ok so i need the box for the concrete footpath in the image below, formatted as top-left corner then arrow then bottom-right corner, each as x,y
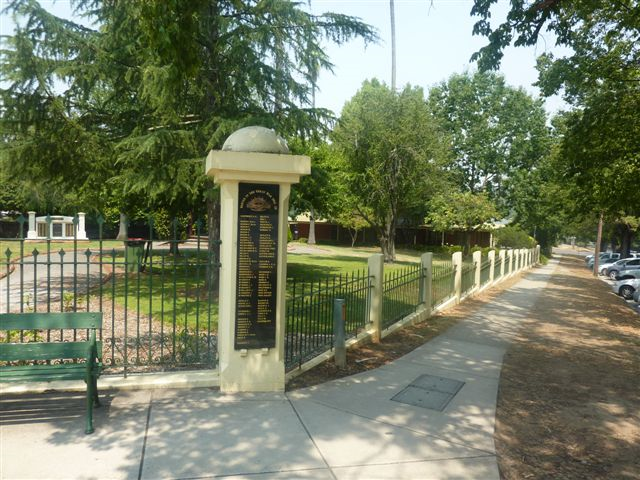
0,261 -> 557,480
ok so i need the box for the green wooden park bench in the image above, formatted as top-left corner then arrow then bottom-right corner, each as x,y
0,312 -> 103,434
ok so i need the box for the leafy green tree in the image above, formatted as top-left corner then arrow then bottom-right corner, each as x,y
493,225 -> 536,250
426,191 -> 499,254
428,71 -> 550,207
470,0 -> 640,256
289,139 -> 334,245
1,0 -> 377,285
471,0 -> 639,101
332,79 -> 449,262
555,87 -> 640,256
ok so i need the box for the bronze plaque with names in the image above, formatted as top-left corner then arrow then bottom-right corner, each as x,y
235,183 -> 279,349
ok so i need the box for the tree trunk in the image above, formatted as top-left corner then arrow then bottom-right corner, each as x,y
350,229 -> 358,247
594,212 -> 604,276
308,206 -> 316,245
463,231 -> 471,255
116,212 -> 128,240
620,224 -> 633,258
379,218 -> 396,263
206,195 -> 221,296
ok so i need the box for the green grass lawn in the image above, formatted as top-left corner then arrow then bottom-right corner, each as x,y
7,243 -> 453,339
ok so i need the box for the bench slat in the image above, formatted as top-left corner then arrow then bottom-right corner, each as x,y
0,312 -> 102,330
0,363 -> 94,382
0,341 -> 103,362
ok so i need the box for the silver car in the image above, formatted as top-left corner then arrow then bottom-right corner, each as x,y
598,257 -> 630,276
607,258 -> 640,280
587,252 -> 620,269
612,278 -> 640,300
602,257 -> 640,278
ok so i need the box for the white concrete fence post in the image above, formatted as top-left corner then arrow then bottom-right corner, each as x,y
508,249 -> 514,276
499,249 -> 506,280
536,245 -> 541,264
27,211 -> 37,239
368,253 -> 384,344
420,252 -> 433,318
77,212 -> 88,240
452,251 -> 462,303
473,250 -> 482,292
488,250 -> 496,284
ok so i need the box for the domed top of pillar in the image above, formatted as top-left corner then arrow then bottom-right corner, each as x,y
222,126 -> 289,154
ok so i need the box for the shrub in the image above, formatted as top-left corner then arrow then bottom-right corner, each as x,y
493,226 -> 536,249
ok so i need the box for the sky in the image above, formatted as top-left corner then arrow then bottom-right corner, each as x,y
0,0 -> 569,116
309,0 -> 568,115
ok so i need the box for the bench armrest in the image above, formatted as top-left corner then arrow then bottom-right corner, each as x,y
85,329 -> 99,379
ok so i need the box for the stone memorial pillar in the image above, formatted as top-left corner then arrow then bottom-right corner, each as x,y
27,211 -> 37,239
205,126 -> 310,392
77,212 -> 88,240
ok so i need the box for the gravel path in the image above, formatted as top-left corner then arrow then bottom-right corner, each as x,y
0,252 -> 104,313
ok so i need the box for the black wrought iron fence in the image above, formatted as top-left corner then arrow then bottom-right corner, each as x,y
460,261 -> 476,296
285,270 -> 371,371
382,264 -> 423,329
480,257 -> 491,286
494,256 -> 503,281
0,214 -> 219,374
431,261 -> 455,308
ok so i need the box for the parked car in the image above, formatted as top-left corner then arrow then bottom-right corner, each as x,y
601,257 -> 640,277
614,266 -> 640,281
612,278 -> 640,300
607,258 -> 640,279
587,252 -> 620,269
633,289 -> 640,303
584,252 -> 620,263
598,258 -> 630,275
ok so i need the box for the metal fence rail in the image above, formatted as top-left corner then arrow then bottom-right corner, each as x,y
285,270 -> 371,371
432,261 -> 455,308
381,264 -> 423,329
460,261 -> 476,296
494,256 -> 503,281
0,215 -> 219,374
480,257 -> 491,286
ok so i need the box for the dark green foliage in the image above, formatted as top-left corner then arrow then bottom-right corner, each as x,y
494,226 -> 536,249
428,71 -> 550,208
332,79 -> 449,261
1,0 -> 377,218
470,1 -> 640,251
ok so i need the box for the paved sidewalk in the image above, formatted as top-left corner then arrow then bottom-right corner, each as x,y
0,261 -> 557,480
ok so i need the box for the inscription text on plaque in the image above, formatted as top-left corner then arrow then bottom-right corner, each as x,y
235,183 -> 279,349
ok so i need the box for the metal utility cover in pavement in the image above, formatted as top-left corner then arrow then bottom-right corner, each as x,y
391,374 -> 465,412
